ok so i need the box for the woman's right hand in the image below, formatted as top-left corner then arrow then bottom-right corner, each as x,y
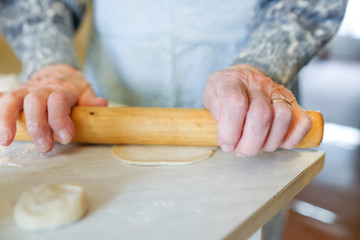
0,64 -> 107,152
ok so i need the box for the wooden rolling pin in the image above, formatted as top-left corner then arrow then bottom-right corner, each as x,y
14,107 -> 324,148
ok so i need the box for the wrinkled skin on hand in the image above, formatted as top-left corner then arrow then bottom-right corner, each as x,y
203,64 -> 312,157
0,64 -> 107,152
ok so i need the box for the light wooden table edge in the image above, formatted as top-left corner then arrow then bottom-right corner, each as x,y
224,151 -> 325,240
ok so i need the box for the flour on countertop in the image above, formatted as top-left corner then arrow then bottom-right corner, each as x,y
0,142 -> 73,168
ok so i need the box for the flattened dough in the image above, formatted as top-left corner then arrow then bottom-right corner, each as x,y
111,145 -> 217,166
14,184 -> 88,231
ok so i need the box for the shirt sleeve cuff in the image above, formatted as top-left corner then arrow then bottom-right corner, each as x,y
18,30 -> 79,82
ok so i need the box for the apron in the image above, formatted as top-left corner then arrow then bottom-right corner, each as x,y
84,0 -> 257,107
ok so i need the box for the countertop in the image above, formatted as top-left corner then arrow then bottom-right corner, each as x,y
0,142 -> 324,240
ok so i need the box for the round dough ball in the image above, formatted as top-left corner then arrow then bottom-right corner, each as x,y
14,184 -> 88,231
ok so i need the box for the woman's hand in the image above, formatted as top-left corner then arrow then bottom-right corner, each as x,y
203,64 -> 312,157
0,64 -> 107,152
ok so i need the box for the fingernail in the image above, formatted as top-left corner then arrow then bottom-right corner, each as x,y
0,125 -> 10,145
36,137 -> 51,152
235,152 -> 246,158
58,129 -> 71,144
0,133 -> 9,145
221,144 -> 234,152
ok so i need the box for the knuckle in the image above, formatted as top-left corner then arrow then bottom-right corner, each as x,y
24,92 -> 43,103
49,91 -> 68,103
26,121 -> 44,135
223,91 -> 246,109
250,102 -> 272,123
274,107 -> 292,126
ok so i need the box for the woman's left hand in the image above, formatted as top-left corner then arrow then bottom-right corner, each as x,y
203,64 -> 312,157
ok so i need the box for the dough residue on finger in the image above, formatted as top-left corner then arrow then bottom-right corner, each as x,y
111,145 -> 218,166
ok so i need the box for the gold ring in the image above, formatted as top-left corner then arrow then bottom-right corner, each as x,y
271,98 -> 292,108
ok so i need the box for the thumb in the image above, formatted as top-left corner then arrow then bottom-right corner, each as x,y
78,86 -> 108,106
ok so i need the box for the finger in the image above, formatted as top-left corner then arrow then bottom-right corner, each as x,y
78,86 -> 107,106
48,90 -> 78,145
0,89 -> 28,146
234,89 -> 273,157
262,93 -> 293,152
23,89 -> 54,153
217,81 -> 248,152
274,87 -> 312,149
280,103 -> 312,149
